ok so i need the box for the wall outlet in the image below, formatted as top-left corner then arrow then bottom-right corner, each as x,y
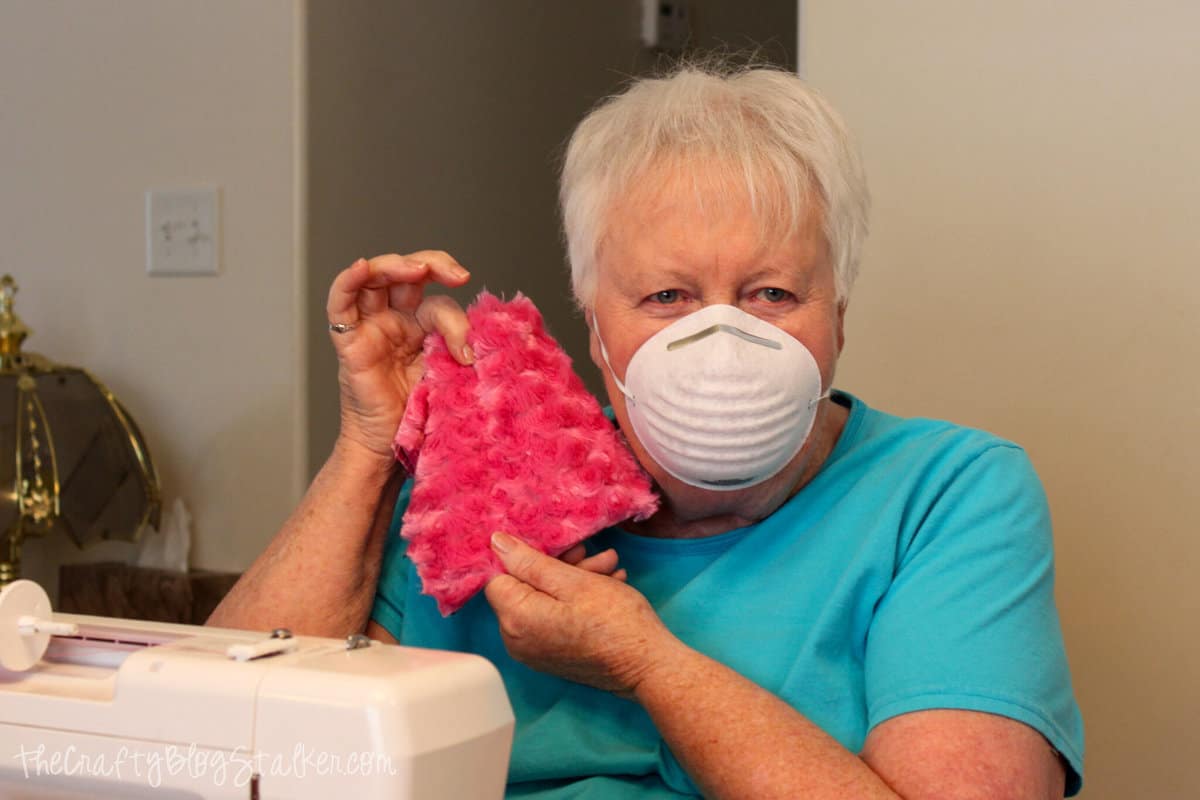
146,188 -> 219,276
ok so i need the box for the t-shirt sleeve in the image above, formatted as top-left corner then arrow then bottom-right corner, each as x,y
863,443 -> 1085,795
369,481 -> 414,641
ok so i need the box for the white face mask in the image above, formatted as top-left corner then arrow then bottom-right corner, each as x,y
596,304 -> 829,491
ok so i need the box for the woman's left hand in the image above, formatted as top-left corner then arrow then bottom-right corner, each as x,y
484,533 -> 681,697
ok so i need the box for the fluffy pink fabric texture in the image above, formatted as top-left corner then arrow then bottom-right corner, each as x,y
393,291 -> 659,616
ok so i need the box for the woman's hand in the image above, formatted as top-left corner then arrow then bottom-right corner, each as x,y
326,252 -> 473,463
557,543 -> 629,582
485,533 -> 681,697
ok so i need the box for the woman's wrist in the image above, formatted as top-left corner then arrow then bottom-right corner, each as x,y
629,628 -> 699,704
327,434 -> 402,489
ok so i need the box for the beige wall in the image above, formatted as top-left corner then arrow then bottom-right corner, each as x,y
805,2 -> 1199,797
0,0 -> 305,596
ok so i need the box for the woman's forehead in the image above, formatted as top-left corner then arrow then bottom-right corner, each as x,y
617,159 -> 760,214
602,159 -> 822,246
600,171 -> 823,262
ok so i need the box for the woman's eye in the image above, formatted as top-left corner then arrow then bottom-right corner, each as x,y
755,287 -> 792,303
649,290 -> 680,304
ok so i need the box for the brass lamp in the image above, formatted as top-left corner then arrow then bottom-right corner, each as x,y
0,275 -> 161,588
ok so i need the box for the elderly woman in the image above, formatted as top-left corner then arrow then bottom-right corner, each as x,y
211,65 -> 1084,798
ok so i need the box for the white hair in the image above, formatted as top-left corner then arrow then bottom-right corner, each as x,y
560,63 -> 870,308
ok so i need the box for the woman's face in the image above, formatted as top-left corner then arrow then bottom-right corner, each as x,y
587,170 -> 846,514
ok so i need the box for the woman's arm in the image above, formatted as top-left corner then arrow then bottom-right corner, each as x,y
635,641 -> 1064,800
206,441 -> 402,635
484,533 -> 1065,800
208,252 -> 473,634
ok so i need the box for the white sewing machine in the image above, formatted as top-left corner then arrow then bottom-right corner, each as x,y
0,580 -> 514,799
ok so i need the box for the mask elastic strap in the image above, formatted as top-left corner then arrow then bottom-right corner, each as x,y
809,389 -> 832,408
593,318 -> 633,401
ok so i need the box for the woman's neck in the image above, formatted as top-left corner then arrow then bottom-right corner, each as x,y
626,398 -> 850,540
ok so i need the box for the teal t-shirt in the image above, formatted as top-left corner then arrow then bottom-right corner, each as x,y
371,392 -> 1085,796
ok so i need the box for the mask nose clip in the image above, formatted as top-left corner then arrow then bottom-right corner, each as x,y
665,324 -> 783,352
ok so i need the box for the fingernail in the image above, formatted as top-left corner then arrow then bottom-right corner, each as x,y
491,532 -> 515,553
450,265 -> 469,279
461,344 -> 476,364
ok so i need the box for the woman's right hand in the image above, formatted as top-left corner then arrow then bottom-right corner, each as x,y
325,251 -> 473,465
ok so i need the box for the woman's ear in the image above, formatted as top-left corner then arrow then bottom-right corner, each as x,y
584,307 -> 603,370
836,301 -> 848,355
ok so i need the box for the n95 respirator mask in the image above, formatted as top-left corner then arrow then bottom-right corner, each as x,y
596,304 -> 828,491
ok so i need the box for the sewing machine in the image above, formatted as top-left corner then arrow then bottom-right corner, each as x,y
0,580 -> 514,798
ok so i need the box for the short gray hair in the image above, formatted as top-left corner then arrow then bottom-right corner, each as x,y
560,63 -> 870,308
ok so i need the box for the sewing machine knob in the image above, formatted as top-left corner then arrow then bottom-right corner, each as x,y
270,628 -> 293,639
0,580 -> 64,672
345,634 -> 372,650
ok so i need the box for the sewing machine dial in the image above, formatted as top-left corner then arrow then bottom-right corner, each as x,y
0,579 -> 66,671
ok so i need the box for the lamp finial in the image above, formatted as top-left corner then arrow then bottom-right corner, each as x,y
0,275 -> 31,361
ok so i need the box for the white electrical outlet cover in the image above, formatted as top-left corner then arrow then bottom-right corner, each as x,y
145,188 -> 220,276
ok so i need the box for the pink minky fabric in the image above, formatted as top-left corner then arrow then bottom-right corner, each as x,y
393,291 -> 659,615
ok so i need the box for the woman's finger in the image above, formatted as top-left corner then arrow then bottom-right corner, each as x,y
326,250 -> 472,341
326,258 -> 372,326
362,253 -> 431,284
573,548 -> 621,577
369,252 -> 469,312
415,294 -> 474,365
389,251 -> 471,312
406,250 -> 471,287
559,544 -> 587,566
389,281 -> 424,312
358,284 -> 389,315
327,254 -> 427,324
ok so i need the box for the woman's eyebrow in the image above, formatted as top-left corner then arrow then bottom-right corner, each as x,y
622,266 -> 695,287
741,266 -> 790,283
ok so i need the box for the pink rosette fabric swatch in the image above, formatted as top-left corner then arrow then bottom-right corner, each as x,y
393,291 -> 659,615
